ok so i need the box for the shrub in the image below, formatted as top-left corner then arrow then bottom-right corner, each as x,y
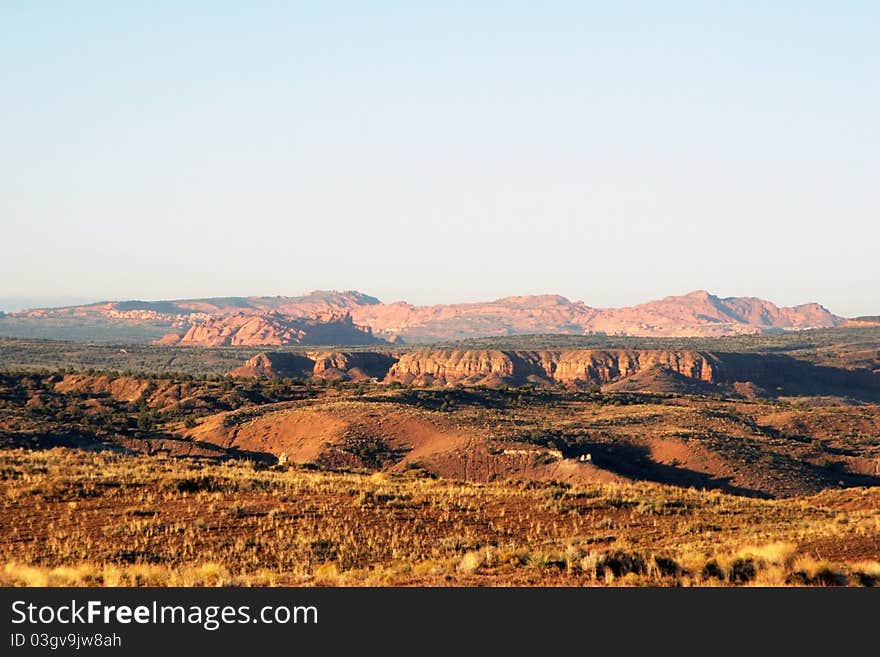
727,557 -> 756,583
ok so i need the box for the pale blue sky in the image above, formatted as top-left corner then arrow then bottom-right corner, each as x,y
2,2 -> 877,315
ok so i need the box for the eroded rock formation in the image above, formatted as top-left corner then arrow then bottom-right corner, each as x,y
160,311 -> 383,347
385,349 -> 718,386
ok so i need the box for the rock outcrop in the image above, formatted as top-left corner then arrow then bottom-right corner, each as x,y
160,312 -> 384,347
230,348 -> 720,388
16,289 -> 845,344
584,291 -> 842,337
227,352 -> 316,379
309,351 -> 398,381
385,349 -> 718,387
228,347 -> 880,399
229,350 -> 397,381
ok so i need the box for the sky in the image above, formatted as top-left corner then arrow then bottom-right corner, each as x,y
2,2 -> 878,316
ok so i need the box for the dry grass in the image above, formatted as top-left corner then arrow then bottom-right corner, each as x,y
1,447 -> 878,586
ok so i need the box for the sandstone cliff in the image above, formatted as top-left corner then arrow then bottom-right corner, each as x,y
228,347 -> 880,399
230,348 -> 719,388
159,311 -> 384,347
227,352 -> 316,378
309,351 -> 398,381
385,349 -> 718,387
586,290 -> 842,337
18,289 -> 845,344
156,290 -> 845,343
229,350 -> 397,381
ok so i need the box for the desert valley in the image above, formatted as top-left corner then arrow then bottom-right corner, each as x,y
1,290 -> 879,586
6,12 -> 880,657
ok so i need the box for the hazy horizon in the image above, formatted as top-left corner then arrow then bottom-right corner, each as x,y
3,4 -> 878,316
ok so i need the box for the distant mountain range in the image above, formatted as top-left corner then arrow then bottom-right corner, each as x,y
2,289 -> 847,345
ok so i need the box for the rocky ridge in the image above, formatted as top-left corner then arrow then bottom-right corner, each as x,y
231,348 -> 720,388
228,347 -> 880,400
158,312 -> 383,347
11,289 -> 845,344
230,351 -> 396,381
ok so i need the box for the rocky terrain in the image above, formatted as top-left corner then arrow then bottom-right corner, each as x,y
584,291 -> 841,337
230,351 -> 396,381
3,333 -> 879,587
2,289 -> 845,344
226,347 -> 880,401
384,349 -> 717,388
3,368 -> 879,499
156,311 -> 383,346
